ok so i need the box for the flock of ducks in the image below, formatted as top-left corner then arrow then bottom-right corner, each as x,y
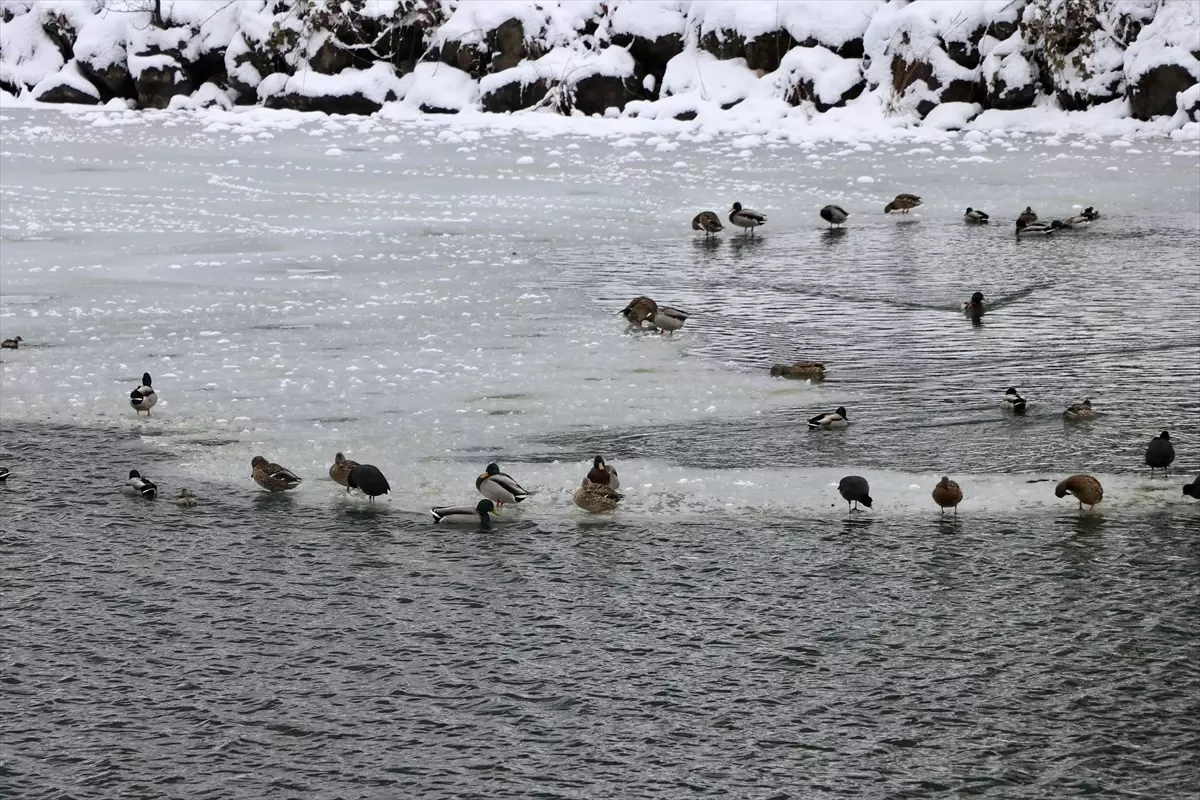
689,197 -> 1101,237
1,195 -> 1191,521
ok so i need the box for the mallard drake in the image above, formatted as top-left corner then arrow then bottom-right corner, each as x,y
963,291 -> 986,314
932,476 -> 963,515
650,306 -> 689,335
125,469 -> 158,499
171,488 -> 198,507
586,455 -> 619,490
0,467 -> 9,480
1081,206 -> 1100,221
328,451 -> 360,491
251,455 -> 301,492
1002,388 -> 1027,414
1016,219 -> 1062,235
884,194 -> 922,214
819,204 -> 849,228
476,462 -> 528,508
1055,474 -> 1103,512
620,296 -> 658,327
1183,475 -> 1199,499
130,372 -> 157,416
692,211 -> 724,237
573,480 -> 624,513
963,207 -> 989,224
1018,206 -> 1038,225
1060,214 -> 1090,229
729,202 -> 766,235
838,475 -> 872,511
1063,398 -> 1093,420
1,336 -> 23,349
432,499 -> 497,525
348,463 -> 390,502
808,406 -> 848,429
1145,431 -> 1175,476
770,361 -> 826,379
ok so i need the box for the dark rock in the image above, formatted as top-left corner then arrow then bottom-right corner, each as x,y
987,19 -> 1019,42
35,79 -> 99,105
891,53 -> 941,94
1128,64 -> 1198,120
134,60 -> 195,109
78,58 -> 134,100
916,98 -> 937,118
744,30 -> 796,73
190,48 -> 227,88
311,36 -> 356,74
673,109 -> 697,121
944,37 -> 982,70
788,75 -> 866,112
571,73 -> 643,116
834,37 -> 865,60
1057,76 -> 1122,111
988,71 -> 1037,110
699,29 -> 746,61
264,88 -> 395,115
481,78 -> 549,113
42,12 -> 76,62
418,103 -> 459,114
610,32 -> 682,76
941,77 -> 985,105
438,39 -> 486,78
226,35 -> 286,103
487,18 -> 528,72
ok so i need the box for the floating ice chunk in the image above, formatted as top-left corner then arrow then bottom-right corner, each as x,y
516,155 -> 534,165
856,175 -> 874,183
326,147 -> 343,156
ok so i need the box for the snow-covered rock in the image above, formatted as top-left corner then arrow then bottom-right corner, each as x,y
32,58 -> 99,104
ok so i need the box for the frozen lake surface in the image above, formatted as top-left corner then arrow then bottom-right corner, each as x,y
2,107 -> 1199,798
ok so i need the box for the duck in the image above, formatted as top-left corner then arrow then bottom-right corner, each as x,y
251,455 -> 302,493
963,207 -> 989,224
932,476 -> 963,515
585,455 -> 619,490
819,204 -> 849,228
432,499 -> 498,525
1018,206 -> 1038,225
170,488 -> 198,507
0,467 -> 9,481
1001,388 -> 1027,415
692,211 -> 724,237
347,463 -> 390,502
1016,219 -> 1062,236
1063,398 -> 1093,420
808,406 -> 848,429
1082,206 -> 1100,221
1055,474 -> 1103,512
838,475 -> 872,511
1060,213 -> 1090,229
1145,431 -> 1175,476
1,336 -> 23,349
963,291 -> 986,314
328,451 -> 360,491
1183,475 -> 1199,499
770,361 -> 826,380
476,462 -> 528,508
130,372 -> 157,417
573,479 -> 624,513
884,193 -> 922,214
729,202 -> 766,235
649,306 -> 689,335
125,469 -> 158,499
620,296 -> 658,327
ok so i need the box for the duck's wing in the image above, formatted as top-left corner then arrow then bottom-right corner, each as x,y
807,411 -> 831,427
494,473 -> 528,497
658,306 -> 689,322
742,208 -> 767,222
267,462 -> 301,483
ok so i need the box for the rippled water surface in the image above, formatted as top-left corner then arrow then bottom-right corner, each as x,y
2,108 -> 1199,798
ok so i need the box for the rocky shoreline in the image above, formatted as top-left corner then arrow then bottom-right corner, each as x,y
2,1 -> 1197,126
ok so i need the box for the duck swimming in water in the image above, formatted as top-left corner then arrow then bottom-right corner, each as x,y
964,291 -> 986,314
963,208 -> 989,224
1002,388 -> 1027,414
808,406 -> 848,429
1063,398 -> 1093,420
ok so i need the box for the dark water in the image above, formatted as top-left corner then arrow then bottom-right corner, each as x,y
3,423 -> 1200,799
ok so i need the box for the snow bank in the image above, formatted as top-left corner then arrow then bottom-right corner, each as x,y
0,0 -> 1197,131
